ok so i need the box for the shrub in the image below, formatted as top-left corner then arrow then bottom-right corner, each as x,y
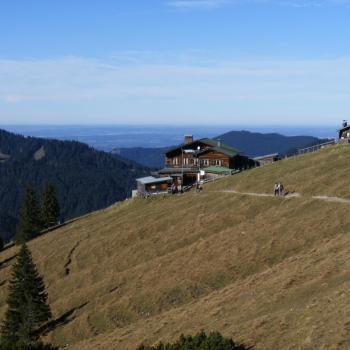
137,330 -> 250,350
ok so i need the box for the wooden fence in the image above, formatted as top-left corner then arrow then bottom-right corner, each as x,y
297,139 -> 336,155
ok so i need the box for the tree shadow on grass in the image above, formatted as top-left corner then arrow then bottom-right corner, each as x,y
0,254 -> 17,270
37,301 -> 89,336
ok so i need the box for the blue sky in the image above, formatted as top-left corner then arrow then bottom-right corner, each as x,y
0,0 -> 350,125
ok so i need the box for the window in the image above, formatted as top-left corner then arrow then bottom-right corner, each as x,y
202,159 -> 209,166
172,158 -> 178,165
214,160 -> 222,166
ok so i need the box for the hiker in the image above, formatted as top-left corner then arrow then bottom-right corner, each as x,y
279,182 -> 284,196
171,183 -> 178,195
274,182 -> 279,196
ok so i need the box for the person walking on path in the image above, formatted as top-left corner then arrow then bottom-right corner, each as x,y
279,182 -> 284,196
274,182 -> 279,196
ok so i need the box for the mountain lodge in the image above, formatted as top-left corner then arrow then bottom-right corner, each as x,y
156,135 -> 255,186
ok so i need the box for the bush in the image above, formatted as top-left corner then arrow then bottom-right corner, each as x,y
137,330 -> 250,350
0,340 -> 58,350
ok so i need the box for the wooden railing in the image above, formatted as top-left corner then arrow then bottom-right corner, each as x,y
297,139 -> 336,155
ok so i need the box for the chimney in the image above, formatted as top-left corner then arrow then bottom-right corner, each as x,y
343,120 -> 348,128
184,135 -> 193,145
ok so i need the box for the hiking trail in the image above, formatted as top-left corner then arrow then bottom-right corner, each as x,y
210,189 -> 350,204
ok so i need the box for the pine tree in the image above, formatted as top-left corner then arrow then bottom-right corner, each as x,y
40,184 -> 60,230
15,188 -> 42,244
0,244 -> 52,349
0,236 -> 3,251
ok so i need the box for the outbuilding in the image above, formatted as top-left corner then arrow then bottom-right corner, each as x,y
338,120 -> 350,141
136,176 -> 172,197
253,153 -> 279,166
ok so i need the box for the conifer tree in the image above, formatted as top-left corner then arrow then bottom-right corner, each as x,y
0,244 -> 52,349
15,188 -> 42,244
0,236 -> 3,252
40,184 -> 60,230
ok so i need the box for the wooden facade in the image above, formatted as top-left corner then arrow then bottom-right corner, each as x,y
165,151 -> 230,168
197,150 -> 230,168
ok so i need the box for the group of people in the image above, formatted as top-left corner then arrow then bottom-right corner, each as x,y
273,182 -> 284,196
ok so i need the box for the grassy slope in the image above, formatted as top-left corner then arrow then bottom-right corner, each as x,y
209,143 -> 350,198
1,144 -> 350,349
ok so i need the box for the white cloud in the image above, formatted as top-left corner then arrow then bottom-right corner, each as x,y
1,53 -> 350,124
0,54 -> 350,102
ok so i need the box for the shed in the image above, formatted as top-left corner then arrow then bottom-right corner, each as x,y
136,176 -> 172,196
253,153 -> 279,166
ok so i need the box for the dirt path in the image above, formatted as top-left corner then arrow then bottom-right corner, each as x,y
312,195 -> 350,204
216,189 -> 301,199
211,190 -> 350,204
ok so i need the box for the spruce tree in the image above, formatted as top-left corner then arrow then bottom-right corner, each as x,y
0,244 -> 52,349
15,188 -> 42,244
40,184 -> 60,230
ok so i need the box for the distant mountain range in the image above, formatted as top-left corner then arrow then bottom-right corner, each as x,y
214,130 -> 329,157
113,130 -> 329,169
0,129 -> 149,241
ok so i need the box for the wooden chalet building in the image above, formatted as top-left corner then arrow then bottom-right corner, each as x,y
156,135 -> 255,186
338,120 -> 350,141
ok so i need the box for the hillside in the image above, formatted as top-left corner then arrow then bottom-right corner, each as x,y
1,144 -> 350,349
113,131 -> 327,169
0,129 -> 148,241
112,147 -> 169,169
215,130 -> 328,157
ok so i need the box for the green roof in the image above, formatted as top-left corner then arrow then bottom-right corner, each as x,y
203,166 -> 236,174
198,145 -> 239,158
165,138 -> 240,157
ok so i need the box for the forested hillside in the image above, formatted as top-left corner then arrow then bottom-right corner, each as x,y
112,147 -> 169,169
215,130 -> 328,157
0,129 -> 148,241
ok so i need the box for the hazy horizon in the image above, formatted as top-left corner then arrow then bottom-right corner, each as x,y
1,124 -> 337,150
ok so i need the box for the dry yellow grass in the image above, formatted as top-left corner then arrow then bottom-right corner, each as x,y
1,144 -> 350,349
208,143 -> 350,198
